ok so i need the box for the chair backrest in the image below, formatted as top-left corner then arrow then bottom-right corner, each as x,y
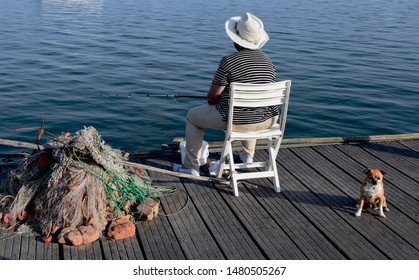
227,80 -> 292,135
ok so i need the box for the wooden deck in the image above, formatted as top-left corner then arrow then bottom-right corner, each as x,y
1,135 -> 419,260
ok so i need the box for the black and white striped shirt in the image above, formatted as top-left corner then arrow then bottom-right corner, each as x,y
213,49 -> 277,125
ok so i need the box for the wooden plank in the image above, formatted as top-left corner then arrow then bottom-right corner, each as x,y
360,142 -> 419,180
241,154 -> 346,259
144,218 -> 167,259
35,236 -> 60,260
102,235 -> 143,260
143,217 -> 176,259
212,158 -> 307,260
10,235 -> 22,260
144,157 -> 225,260
400,139 -> 419,153
63,243 -> 79,260
2,233 -> 16,260
121,236 -> 143,260
106,238 -> 122,260
389,141 -> 419,166
78,242 -> 94,260
65,244 -> 84,260
129,234 -> 146,260
274,148 -> 387,259
19,234 -> 31,260
67,237 -> 117,261
177,154 -> 268,260
98,236 -> 137,260
0,138 -> 43,150
115,239 -> 129,260
207,133 -> 419,151
77,245 -> 88,260
158,182 -> 223,259
43,240 -> 60,260
186,165 -> 266,260
286,146 -> 419,258
0,227 -> 10,259
91,239 -> 104,260
24,234 -> 39,260
62,243 -> 72,259
368,142 -> 419,171
137,214 -> 185,260
153,215 -> 187,260
136,221 -> 156,259
0,226 -> 24,260
24,234 -> 60,260
222,185 -> 307,259
156,153 -> 269,260
99,238 -> 114,260
280,134 -> 419,146
102,235 -> 142,260
35,236 -> 44,260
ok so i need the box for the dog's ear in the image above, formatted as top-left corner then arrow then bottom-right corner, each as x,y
379,169 -> 386,176
363,168 -> 372,175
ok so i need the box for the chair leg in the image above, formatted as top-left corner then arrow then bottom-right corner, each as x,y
228,142 -> 235,175
227,143 -> 239,196
216,140 -> 229,178
232,177 -> 239,196
272,163 -> 281,193
268,139 -> 281,192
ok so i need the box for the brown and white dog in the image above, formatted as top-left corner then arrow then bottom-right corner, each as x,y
355,168 -> 389,218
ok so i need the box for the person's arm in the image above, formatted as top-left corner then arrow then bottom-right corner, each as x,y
207,84 -> 226,105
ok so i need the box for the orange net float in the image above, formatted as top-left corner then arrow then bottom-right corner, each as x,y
57,226 -> 100,246
1,212 -> 11,224
106,218 -> 136,241
41,235 -> 53,243
17,210 -> 29,222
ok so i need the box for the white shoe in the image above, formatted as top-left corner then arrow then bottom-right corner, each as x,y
173,164 -> 200,176
239,153 -> 253,164
209,160 -> 220,176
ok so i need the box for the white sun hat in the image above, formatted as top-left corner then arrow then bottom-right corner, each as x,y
225,12 -> 269,50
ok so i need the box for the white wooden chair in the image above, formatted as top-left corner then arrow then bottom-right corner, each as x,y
216,80 -> 292,196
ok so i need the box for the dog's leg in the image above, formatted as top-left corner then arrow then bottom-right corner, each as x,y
355,198 -> 364,217
378,198 -> 386,218
383,196 -> 390,212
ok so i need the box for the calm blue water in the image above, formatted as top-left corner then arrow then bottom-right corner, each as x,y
1,0 -> 418,153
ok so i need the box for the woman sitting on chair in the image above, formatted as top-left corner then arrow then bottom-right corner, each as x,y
174,12 -> 279,176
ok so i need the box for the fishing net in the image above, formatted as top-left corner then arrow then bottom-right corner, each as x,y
0,126 -> 176,242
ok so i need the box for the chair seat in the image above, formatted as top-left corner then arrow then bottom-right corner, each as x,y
230,125 -> 282,140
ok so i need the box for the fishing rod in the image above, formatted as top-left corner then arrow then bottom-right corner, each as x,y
146,94 -> 207,99
98,93 -> 207,99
